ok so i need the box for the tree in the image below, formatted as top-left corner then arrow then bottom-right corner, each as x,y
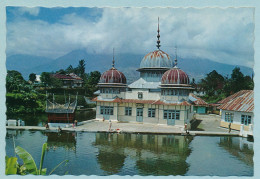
85,71 -> 101,96
40,72 -> 51,87
199,70 -> 224,96
65,65 -> 74,74
6,70 -> 26,93
230,67 -> 245,93
77,59 -> 86,78
49,76 -> 63,88
223,67 -> 254,96
56,69 -> 66,74
29,73 -> 36,83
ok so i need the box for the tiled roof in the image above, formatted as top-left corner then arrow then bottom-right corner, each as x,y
218,90 -> 254,112
52,74 -> 74,80
69,73 -> 83,80
92,97 -> 191,106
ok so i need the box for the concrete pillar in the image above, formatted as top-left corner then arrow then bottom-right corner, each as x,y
240,124 -> 244,136
249,124 -> 253,133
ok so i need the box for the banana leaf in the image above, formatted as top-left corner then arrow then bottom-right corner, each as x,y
49,160 -> 69,175
5,156 -> 18,175
39,143 -> 47,175
15,146 -> 38,175
41,168 -> 47,175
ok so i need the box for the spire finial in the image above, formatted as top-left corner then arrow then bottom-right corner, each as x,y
174,46 -> 178,67
112,48 -> 115,68
156,17 -> 161,50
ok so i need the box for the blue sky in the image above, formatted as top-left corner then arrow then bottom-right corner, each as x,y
6,7 -> 254,68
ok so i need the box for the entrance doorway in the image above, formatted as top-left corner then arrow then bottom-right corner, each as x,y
136,108 -> 143,122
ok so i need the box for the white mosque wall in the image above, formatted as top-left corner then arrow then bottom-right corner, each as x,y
99,92 -> 126,99
96,101 -> 118,121
125,89 -> 160,100
160,95 -> 189,102
96,101 -> 193,126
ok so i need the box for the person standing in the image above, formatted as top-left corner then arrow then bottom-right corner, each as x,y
228,123 -> 231,133
184,122 -> 188,134
109,119 -> 112,132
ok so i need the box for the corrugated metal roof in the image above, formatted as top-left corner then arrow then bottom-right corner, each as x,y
189,93 -> 208,106
218,90 -> 254,112
218,90 -> 251,104
128,78 -> 161,89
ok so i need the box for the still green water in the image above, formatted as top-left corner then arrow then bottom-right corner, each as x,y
6,130 -> 253,176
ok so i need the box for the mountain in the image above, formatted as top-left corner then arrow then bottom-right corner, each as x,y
6,54 -> 54,79
6,49 -> 253,82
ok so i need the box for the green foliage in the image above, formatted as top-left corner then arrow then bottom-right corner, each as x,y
199,67 -> 254,103
199,70 -> 224,96
65,65 -> 74,74
6,143 -> 68,175
5,156 -> 18,175
39,143 -> 47,175
50,76 -> 63,88
6,92 -> 45,115
40,72 -> 51,87
77,59 -> 86,79
29,73 -> 36,83
84,71 -> 101,97
15,146 -> 38,175
6,70 -> 27,93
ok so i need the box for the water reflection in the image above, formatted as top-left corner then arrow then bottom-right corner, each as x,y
7,109 -> 96,126
219,136 -> 254,167
6,129 -> 25,138
46,132 -> 77,151
93,133 -> 193,175
5,130 -> 254,176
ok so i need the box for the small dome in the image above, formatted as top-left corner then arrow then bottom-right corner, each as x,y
99,67 -> 127,84
161,67 -> 190,85
140,50 -> 173,69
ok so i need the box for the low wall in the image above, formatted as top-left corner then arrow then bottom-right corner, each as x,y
194,114 -> 221,120
220,121 -> 249,131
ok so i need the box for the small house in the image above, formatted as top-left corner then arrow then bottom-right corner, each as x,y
218,90 -> 254,136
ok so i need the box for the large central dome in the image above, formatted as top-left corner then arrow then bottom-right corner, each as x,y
140,50 -> 173,69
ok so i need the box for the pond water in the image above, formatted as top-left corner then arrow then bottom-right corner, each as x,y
8,109 -> 96,126
6,130 -> 253,176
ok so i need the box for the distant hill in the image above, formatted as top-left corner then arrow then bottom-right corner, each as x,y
6,54 -> 53,76
6,49 -> 253,83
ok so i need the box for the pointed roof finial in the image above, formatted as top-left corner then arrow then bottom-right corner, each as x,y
156,17 -> 161,50
174,46 -> 178,67
112,48 -> 115,68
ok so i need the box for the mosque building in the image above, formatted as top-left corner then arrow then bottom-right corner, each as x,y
92,19 -> 197,128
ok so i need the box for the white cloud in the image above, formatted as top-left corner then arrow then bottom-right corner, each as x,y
6,7 -> 254,68
17,7 -> 40,16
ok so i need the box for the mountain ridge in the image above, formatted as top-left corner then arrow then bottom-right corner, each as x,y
6,49 -> 253,83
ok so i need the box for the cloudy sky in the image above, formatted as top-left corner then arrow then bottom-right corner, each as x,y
6,7 -> 254,68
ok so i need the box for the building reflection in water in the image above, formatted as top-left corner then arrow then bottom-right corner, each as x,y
219,136 -> 253,167
46,132 -> 77,152
6,130 -> 25,138
93,133 -> 193,175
